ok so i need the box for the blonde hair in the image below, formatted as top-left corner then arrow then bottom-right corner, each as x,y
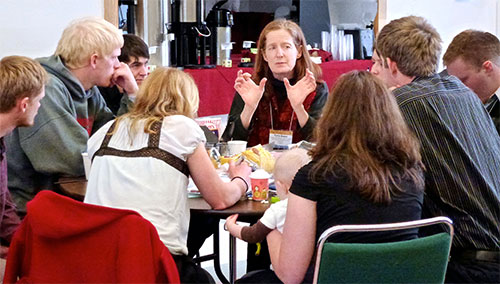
0,56 -> 48,113
115,67 -> 199,136
55,17 -> 124,69
273,148 -> 311,187
310,71 -> 424,204
376,16 -> 441,77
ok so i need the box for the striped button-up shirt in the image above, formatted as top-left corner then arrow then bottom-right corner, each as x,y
394,74 -> 500,250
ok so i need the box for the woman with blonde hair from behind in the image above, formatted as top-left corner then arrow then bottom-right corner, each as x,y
239,71 -> 425,284
85,67 -> 251,283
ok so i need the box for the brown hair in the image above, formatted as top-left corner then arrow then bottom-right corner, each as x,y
119,34 -> 150,63
376,16 -> 441,77
253,19 -> 322,96
115,67 -> 199,137
443,29 -> 500,69
0,56 -> 48,113
310,71 -> 424,204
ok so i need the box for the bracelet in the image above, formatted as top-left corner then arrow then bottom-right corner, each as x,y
231,176 -> 249,192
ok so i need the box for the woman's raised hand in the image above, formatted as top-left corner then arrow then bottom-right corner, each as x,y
284,68 -> 316,111
234,70 -> 267,111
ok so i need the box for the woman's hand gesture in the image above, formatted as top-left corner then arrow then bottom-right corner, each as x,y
284,68 -> 316,111
234,70 -> 267,111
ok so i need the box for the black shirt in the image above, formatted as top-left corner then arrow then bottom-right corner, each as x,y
98,86 -> 123,115
290,162 -> 424,244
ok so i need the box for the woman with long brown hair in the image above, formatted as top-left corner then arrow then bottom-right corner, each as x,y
222,19 -> 328,147
239,71 -> 425,283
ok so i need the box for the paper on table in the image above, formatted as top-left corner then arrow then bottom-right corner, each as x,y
187,169 -> 231,198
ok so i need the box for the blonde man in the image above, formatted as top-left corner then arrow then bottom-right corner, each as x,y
6,17 -> 138,215
443,30 -> 500,135
371,16 -> 500,283
0,56 -> 47,255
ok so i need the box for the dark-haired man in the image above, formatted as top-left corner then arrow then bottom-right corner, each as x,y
99,34 -> 149,115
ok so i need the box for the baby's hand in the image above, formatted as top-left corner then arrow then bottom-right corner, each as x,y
225,214 -> 241,238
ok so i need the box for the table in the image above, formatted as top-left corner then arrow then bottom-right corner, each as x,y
56,178 -> 269,284
184,59 -> 372,117
190,197 -> 269,284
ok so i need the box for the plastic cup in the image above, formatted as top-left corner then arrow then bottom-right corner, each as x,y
227,140 -> 247,156
81,152 -> 91,180
250,169 -> 270,201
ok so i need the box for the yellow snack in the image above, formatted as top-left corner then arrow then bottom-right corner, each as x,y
219,154 -> 241,165
242,145 -> 275,173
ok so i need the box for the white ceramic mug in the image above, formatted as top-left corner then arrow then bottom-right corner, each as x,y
227,140 -> 247,156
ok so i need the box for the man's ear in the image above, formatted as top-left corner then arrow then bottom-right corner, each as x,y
386,57 -> 399,75
90,53 -> 99,69
16,97 -> 30,113
482,60 -> 494,75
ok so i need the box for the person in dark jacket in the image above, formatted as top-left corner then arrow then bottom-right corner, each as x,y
222,19 -> 328,148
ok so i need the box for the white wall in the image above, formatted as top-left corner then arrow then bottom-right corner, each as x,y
0,0 -> 104,59
378,0 -> 498,70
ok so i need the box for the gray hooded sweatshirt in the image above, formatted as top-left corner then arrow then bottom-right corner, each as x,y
6,55 -> 114,214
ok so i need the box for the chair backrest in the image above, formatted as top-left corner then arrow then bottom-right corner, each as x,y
4,191 -> 180,283
312,216 -> 453,284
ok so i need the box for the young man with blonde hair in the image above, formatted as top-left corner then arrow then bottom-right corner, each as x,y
0,55 -> 47,255
6,17 -> 138,215
371,16 -> 500,283
443,30 -> 500,135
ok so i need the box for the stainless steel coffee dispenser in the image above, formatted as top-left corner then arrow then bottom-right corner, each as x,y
206,0 -> 234,66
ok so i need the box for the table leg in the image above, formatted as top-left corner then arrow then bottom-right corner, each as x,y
229,235 -> 237,284
213,227 -> 229,284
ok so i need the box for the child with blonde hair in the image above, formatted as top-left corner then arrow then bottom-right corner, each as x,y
225,148 -> 311,242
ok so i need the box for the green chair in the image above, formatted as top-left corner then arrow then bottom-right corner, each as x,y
312,216 -> 454,284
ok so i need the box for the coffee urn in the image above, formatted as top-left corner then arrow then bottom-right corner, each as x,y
206,0 -> 234,66
169,0 -> 214,68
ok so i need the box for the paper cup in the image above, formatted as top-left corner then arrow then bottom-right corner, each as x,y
81,152 -> 91,180
250,169 -> 270,201
227,140 -> 247,156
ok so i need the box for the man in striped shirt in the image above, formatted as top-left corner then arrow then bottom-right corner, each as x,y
371,16 -> 500,283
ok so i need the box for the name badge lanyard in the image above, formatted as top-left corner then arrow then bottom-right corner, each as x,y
269,102 -> 294,131
269,102 -> 295,147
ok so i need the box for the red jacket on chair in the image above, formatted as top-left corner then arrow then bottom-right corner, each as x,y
4,190 -> 180,283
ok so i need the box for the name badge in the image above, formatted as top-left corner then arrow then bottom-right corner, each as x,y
269,129 -> 293,148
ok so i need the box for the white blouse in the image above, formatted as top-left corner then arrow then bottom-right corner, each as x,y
84,115 -> 206,255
